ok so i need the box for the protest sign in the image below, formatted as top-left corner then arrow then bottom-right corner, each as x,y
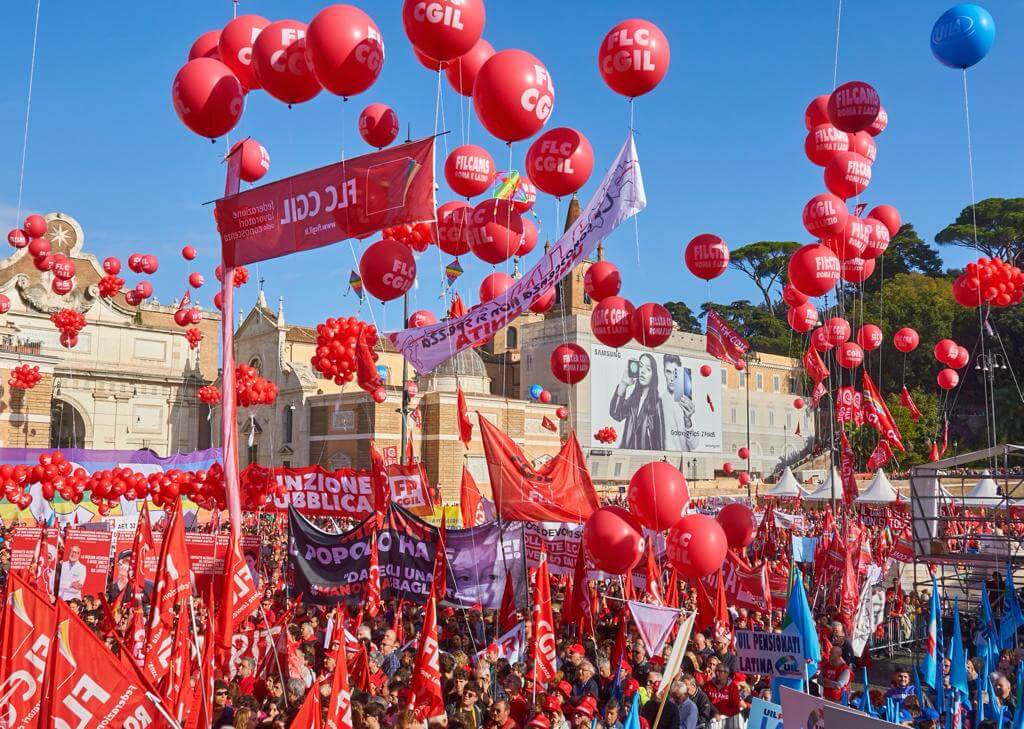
735,630 -> 806,679
58,528 -> 112,601
747,698 -> 783,729
444,521 -> 527,610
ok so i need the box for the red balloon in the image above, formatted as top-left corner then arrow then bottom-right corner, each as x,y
782,283 -> 808,307
473,50 -> 554,142
666,514 -> 728,579
359,239 -> 416,301
583,506 -> 644,575
825,317 -> 851,345
737,446 -> 749,460
529,288 -> 556,314
479,272 -> 514,304
865,205 -> 901,238
868,106 -> 888,136
787,302 -> 819,333
804,95 -> 830,130
436,201 -> 472,256
591,296 -> 635,348
934,339 -> 960,366
738,472 -> 751,486
0,294 -> 9,314
181,246 -> 197,261
189,272 -> 205,288
358,103 -> 399,148
631,303 -> 673,348
171,58 -> 244,138
445,38 -> 494,96
50,255 -> 75,281
189,30 -> 221,61
827,81 -> 881,133
788,243 -> 841,297
893,327 -> 919,353
135,281 -> 154,299
849,131 -> 877,164
937,368 -> 959,390
716,503 -> 756,548
32,254 -> 51,272
824,152 -> 872,199
252,20 -> 320,105
407,309 -> 438,328
306,5 -> 384,97
793,397 -> 805,409
597,19 -> 670,98
402,0 -> 485,63
810,327 -> 832,352
802,193 -> 849,239
857,324 -> 883,351
140,255 -> 159,275
826,216 -> 869,261
7,229 -> 28,249
837,341 -> 864,369
103,257 -> 121,275
445,145 -> 495,198
467,199 -> 523,264
28,237 -> 50,259
517,217 -> 538,257
218,14 -> 270,90
525,127 -> 594,197
24,214 -> 47,238
230,138 -> 270,183
735,361 -> 746,371
840,256 -> 875,284
539,390 -> 552,404
584,261 -> 621,302
722,462 -> 735,475
51,278 -> 73,296
628,461 -> 689,531
551,343 -> 590,384
804,124 -> 850,166
555,406 -> 568,420
952,276 -> 984,307
862,218 -> 890,260
700,364 -> 712,377
685,234 -> 730,281
950,346 -> 970,369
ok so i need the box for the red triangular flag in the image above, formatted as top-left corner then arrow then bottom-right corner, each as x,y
369,441 -> 390,515
325,632 -> 354,729
499,571 -> 517,633
563,538 -> 594,637
366,526 -> 382,618
459,466 -> 483,528
541,415 -> 557,432
448,293 -> 467,319
457,385 -> 473,447
530,549 -> 557,684
0,572 -> 57,726
432,513 -> 448,601
641,541 -> 664,606
392,601 -> 405,645
143,500 -> 192,687
290,679 -> 323,729
929,441 -> 940,462
356,330 -> 382,396
215,531 -> 258,676
900,385 -> 922,422
407,592 -> 445,721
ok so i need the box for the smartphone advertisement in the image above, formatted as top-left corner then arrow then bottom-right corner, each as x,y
589,344 -> 723,453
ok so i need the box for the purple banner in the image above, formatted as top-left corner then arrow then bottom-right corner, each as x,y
443,521 -> 526,610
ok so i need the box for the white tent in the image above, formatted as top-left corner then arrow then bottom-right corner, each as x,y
961,471 -> 1007,508
803,468 -> 842,502
855,469 -> 899,504
761,466 -> 804,498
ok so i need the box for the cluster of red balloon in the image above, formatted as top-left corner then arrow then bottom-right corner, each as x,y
98,257 -> 125,299
7,213 -> 46,252
593,426 -> 617,444
185,327 -> 203,350
382,222 -> 435,253
174,7 -> 385,138
583,260 -> 673,351
952,257 -> 1024,308
51,309 -> 85,349
934,338 -> 969,390
235,364 -> 279,407
212,264 -> 250,310
8,364 -> 42,390
173,304 -> 203,328
198,384 -> 222,405
791,83 -> 902,299
310,317 -> 380,385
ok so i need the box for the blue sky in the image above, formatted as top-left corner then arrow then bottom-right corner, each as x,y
2,1 -> 1023,334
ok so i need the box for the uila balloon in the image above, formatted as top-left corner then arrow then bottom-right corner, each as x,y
931,4 -> 996,69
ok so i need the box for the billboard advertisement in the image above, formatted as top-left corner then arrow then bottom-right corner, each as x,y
589,344 -> 722,453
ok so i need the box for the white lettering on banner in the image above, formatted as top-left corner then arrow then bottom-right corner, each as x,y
389,135 -> 645,374
55,675 -> 111,729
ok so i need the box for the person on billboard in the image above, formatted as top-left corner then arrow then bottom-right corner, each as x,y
58,544 -> 87,601
610,353 -> 665,450
663,355 -> 699,451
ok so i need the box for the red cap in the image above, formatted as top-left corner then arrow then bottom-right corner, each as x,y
556,681 -> 572,698
528,716 -> 551,729
542,695 -> 562,713
624,678 -> 640,696
569,643 -> 586,655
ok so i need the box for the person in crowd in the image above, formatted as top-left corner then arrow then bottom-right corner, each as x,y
818,646 -> 852,703
571,660 -> 601,703
884,668 -> 915,703
211,680 -> 235,728
447,680 -> 485,729
485,700 -> 517,729
672,679 -> 699,729
704,665 -> 741,724
599,701 -> 624,729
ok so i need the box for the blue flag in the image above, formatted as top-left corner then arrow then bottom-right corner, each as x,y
1001,561 -> 1024,650
913,665 -> 925,706
624,692 -> 641,729
863,666 -> 878,718
771,568 -> 821,701
1011,667 -> 1023,729
921,574 -> 941,688
978,581 -> 999,660
949,597 -> 969,698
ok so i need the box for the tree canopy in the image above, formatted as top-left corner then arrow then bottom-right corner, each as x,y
727,241 -> 799,310
664,300 -> 702,334
935,197 -> 1024,264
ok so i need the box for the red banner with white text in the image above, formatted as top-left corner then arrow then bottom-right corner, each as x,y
216,138 -> 436,266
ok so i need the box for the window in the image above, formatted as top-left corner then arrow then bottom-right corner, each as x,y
772,375 -> 780,392
721,369 -> 727,386
789,377 -> 798,394
283,406 -> 294,443
770,446 -> 776,456
332,409 -> 355,432
756,373 -> 764,390
787,413 -> 793,429
768,410 -> 775,427
730,407 -> 737,424
249,357 -> 262,376
749,409 -> 756,425
506,326 -> 518,349
613,462 -> 623,477
327,450 -> 352,469
739,373 -> 746,387
247,444 -> 258,464
283,460 -> 291,468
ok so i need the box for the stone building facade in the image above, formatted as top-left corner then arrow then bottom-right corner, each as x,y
0,213 -> 219,454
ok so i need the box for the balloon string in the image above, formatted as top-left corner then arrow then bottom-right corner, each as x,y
831,0 -> 843,89
15,0 -> 42,227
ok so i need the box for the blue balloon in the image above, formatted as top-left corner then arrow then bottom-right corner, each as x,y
376,364 -> 389,381
529,384 -> 543,400
931,4 -> 995,69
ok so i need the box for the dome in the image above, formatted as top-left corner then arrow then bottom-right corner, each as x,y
418,348 -> 491,394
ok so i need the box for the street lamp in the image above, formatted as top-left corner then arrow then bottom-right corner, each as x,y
743,350 -> 762,500
975,353 -> 1007,450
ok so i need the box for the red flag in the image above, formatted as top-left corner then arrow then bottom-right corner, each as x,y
215,532 -> 259,675
713,569 -> 732,644
562,539 -> 594,637
366,527 -> 382,618
325,638 -> 354,729
867,439 -> 894,471
609,615 -> 627,679
432,513 -> 448,602
116,501 -> 156,612
0,572 -> 57,728
900,386 -> 921,422
356,330 -> 382,396
369,441 -> 390,515
46,600 -> 162,728
862,371 -> 905,451
940,418 -> 949,456
641,541 -> 664,606
160,597 -> 193,716
459,466 -> 484,528
499,571 -> 517,633
447,293 -> 467,319
795,421 -> 802,437
693,573 -> 716,634
839,536 -> 860,631
662,566 -> 680,608
810,380 -> 828,408
541,415 -> 558,432
929,441 -> 940,462
839,429 -> 859,506
407,592 -> 444,721
457,385 -> 473,447
185,611 -> 216,729
289,680 -> 323,729
392,602 -> 405,645
803,346 -> 830,384
143,499 -> 192,687
349,645 -> 371,693
705,308 -> 750,367
530,549 -> 557,684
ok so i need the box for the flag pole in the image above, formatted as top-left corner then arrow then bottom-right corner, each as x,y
220,151 -> 243,535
